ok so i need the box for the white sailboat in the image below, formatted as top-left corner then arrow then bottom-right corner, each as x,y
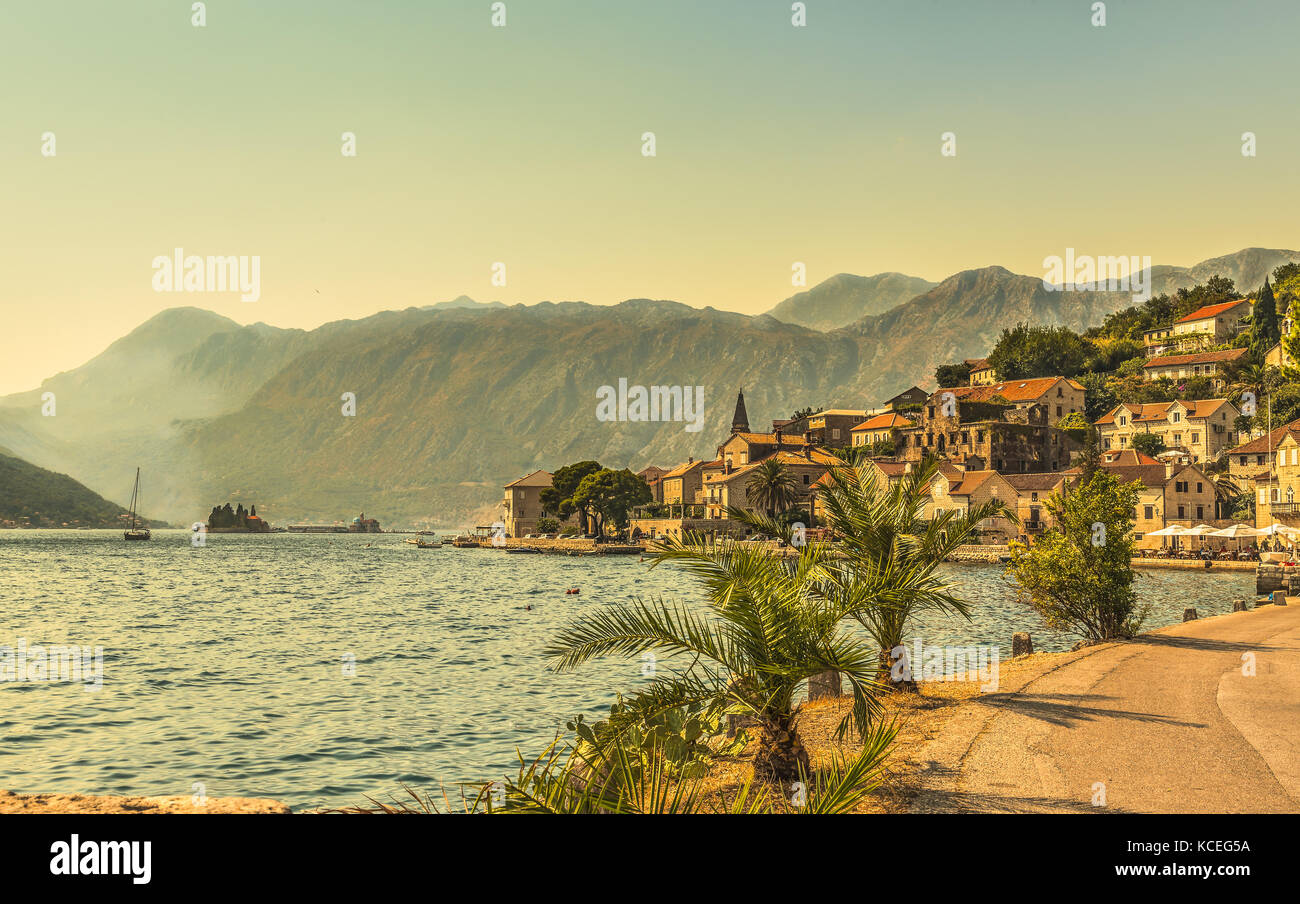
123,467 -> 151,541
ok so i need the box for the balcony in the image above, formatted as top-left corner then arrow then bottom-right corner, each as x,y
1269,502 -> 1300,516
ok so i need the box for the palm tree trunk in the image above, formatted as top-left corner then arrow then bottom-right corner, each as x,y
753,712 -> 810,783
877,648 -> 918,693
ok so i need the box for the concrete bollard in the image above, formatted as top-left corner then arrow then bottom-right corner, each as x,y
1012,632 -> 1033,657
1183,608 -> 1198,622
1233,599 -> 1248,612
1276,594 -> 1289,607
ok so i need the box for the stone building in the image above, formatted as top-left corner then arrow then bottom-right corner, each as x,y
1226,418 -> 1300,484
502,469 -> 552,537
1142,348 -> 1247,390
1094,399 -> 1241,464
933,376 -> 1085,426
896,398 -> 1079,474
966,358 -> 998,386
849,412 -> 913,448
1142,299 -> 1252,357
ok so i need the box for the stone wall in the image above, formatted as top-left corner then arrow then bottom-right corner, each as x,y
1254,561 -> 1300,594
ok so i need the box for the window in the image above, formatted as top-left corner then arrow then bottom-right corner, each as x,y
831,428 -> 840,440
1172,412 -> 1181,422
1196,482 -> 1203,493
1258,455 -> 1266,465
1031,492 -> 1039,502
1056,406 -> 1062,417
1191,433 -> 1198,444
802,474 -> 810,485
1144,505 -> 1154,519
1196,505 -> 1204,520
1178,505 -> 1186,518
1241,456 -> 1247,465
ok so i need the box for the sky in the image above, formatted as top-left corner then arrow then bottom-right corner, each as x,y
2,0 -> 1297,394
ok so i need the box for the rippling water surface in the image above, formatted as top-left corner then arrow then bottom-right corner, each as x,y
0,531 -> 1254,809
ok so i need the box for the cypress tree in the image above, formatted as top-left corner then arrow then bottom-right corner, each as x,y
1255,277 -> 1280,348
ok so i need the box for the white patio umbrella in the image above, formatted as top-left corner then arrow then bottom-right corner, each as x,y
1208,523 -> 1259,556
1147,525 -> 1189,536
1208,524 -> 1259,538
1256,523 -> 1299,536
1146,523 -> 1188,553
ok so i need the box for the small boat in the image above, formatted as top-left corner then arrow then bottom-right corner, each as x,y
504,546 -> 541,554
123,467 -> 151,541
416,538 -> 442,548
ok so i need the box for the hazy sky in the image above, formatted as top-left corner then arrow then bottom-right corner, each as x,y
2,0 -> 1297,394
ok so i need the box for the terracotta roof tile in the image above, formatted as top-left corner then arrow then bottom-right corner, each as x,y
935,376 -> 1084,404
1173,299 -> 1250,325
1142,348 -> 1247,368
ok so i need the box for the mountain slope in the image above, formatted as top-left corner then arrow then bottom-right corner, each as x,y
766,273 -> 937,331
839,266 -> 1135,394
0,447 -> 162,528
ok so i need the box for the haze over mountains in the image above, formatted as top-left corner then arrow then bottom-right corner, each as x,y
2,248 -> 1296,528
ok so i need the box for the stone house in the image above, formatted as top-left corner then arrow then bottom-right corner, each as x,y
1141,348 -> 1247,390
1094,399 -> 1241,463
966,358 -> 998,386
896,399 -> 1079,473
933,376 -> 1085,425
503,469 -> 552,537
849,412 -> 913,448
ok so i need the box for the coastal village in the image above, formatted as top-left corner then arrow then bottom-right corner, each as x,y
502,270 -> 1300,556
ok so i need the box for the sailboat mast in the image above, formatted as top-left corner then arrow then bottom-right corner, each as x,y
130,467 -> 140,530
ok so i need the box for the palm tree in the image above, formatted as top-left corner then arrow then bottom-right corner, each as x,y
761,457 -> 1012,690
478,726 -> 897,813
545,537 -> 889,782
746,457 -> 799,519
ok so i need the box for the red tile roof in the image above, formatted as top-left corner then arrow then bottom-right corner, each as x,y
1143,348 -> 1247,368
1173,299 -> 1250,325
850,413 -> 914,432
504,469 -> 552,488
1094,399 -> 1233,426
732,432 -> 810,445
936,376 -> 1085,404
1227,418 -> 1300,456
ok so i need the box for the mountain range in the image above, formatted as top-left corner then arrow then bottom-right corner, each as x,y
2,247 -> 1296,528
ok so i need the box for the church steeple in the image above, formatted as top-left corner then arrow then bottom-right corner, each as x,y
731,388 -> 750,434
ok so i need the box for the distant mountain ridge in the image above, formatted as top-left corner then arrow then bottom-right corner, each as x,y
766,273 -> 938,331
2,247 -> 1296,527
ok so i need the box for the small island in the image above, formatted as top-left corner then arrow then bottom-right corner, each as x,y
205,502 -> 273,533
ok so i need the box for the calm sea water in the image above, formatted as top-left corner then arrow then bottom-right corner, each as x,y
0,531 -> 1253,810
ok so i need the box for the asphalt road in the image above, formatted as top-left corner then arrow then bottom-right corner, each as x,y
911,604 -> 1300,813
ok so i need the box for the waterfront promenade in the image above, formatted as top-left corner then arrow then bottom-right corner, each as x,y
909,603 -> 1300,813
